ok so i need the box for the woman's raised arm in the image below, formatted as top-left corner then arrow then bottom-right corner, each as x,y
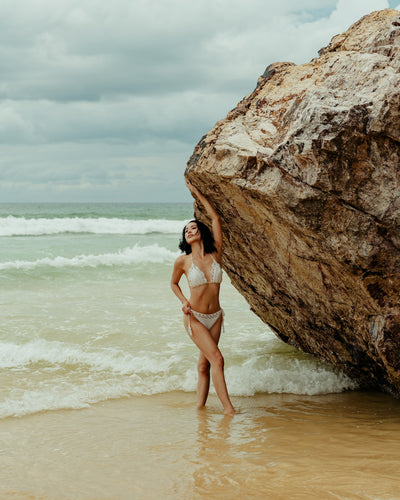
185,180 -> 222,255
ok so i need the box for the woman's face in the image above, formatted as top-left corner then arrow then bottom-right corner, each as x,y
184,222 -> 200,245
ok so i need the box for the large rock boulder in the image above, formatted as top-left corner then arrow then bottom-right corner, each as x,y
185,9 -> 400,395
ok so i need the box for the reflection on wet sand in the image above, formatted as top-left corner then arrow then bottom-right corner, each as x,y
190,392 -> 400,499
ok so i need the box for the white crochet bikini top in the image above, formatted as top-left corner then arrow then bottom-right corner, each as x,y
187,254 -> 222,288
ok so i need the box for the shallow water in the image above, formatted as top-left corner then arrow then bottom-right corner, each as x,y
1,391 -> 399,500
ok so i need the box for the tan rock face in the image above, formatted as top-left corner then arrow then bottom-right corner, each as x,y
185,9 -> 400,395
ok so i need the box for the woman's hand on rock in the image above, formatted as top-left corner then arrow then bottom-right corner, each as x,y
185,180 -> 201,198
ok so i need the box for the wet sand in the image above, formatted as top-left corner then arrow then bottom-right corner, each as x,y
1,391 -> 400,500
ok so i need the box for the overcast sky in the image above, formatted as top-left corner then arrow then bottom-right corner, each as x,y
1,0 -> 399,203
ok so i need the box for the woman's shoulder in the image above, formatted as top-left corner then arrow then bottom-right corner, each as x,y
174,253 -> 190,268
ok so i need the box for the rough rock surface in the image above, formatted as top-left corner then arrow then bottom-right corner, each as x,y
185,9 -> 400,395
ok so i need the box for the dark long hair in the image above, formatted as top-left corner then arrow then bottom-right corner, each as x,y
179,219 -> 217,255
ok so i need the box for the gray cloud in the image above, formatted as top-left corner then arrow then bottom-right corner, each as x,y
0,0 -> 395,202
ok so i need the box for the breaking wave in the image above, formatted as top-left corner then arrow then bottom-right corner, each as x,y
0,244 -> 178,270
0,338 -> 357,418
0,216 -> 185,236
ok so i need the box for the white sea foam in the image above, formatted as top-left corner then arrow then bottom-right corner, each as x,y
0,338 -> 357,418
0,244 -> 178,270
0,339 -> 181,375
0,338 -> 191,418
226,356 -> 357,396
0,216 -> 185,236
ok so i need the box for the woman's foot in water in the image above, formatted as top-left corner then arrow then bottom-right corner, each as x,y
224,406 -> 236,416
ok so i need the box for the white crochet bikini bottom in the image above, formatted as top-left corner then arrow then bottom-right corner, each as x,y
188,309 -> 224,336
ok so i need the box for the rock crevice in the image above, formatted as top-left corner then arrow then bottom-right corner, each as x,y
186,9 -> 400,395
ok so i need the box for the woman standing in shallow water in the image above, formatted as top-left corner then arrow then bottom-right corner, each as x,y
170,181 -> 235,416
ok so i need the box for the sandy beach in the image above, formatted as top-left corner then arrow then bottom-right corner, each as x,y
1,390 -> 400,500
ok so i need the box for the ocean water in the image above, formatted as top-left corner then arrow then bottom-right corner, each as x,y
0,203 -> 357,419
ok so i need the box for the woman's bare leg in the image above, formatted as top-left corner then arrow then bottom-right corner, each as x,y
197,353 -> 210,408
184,315 -> 235,415
196,315 -> 223,408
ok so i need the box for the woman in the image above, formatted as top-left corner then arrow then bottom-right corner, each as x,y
170,181 -> 235,416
